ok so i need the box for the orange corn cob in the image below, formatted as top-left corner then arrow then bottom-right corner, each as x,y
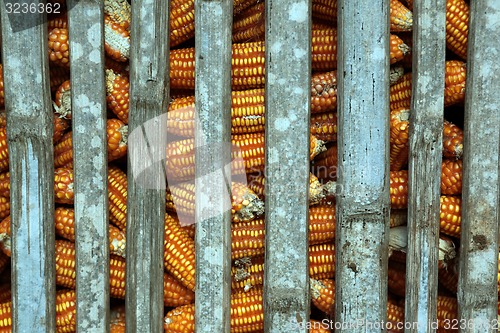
54,167 -> 74,204
53,80 -> 71,119
311,71 -> 337,114
389,107 -> 410,171
387,300 -> 405,333
164,288 -> 264,333
437,296 -> 458,331
0,128 -> 8,173
390,0 -> 413,31
108,165 -> 127,231
106,69 -> 130,124
312,144 -> 338,182
54,119 -> 128,168
0,173 -> 9,198
446,0 -> 469,59
54,206 -> 126,257
310,112 -> 337,142
47,13 -> 68,30
232,2 -> 265,43
440,196 -> 461,238
164,213 -> 196,291
0,112 -> 5,128
390,170 -> 408,209
310,243 -> 335,280
110,306 -> 126,333
309,320 -> 331,333
0,197 -> 9,222
438,259 -> 459,294
104,0 -> 131,30
0,216 -> 11,257
443,120 -> 463,159
390,209 -> 407,227
54,239 -> 194,305
170,0 -> 257,47
246,172 -> 325,205
230,204 -> 335,260
390,60 -> 466,111
441,159 -> 462,195
49,65 -> 70,93
387,261 -> 406,297
48,28 -> 70,67
105,56 -> 129,75
166,181 -> 264,225
167,89 -> 265,137
53,116 -> 70,145
104,15 -> 130,62
390,34 -> 411,65
180,223 -> 195,239
231,256 -> 264,293
310,278 -> 335,314
312,0 -> 337,22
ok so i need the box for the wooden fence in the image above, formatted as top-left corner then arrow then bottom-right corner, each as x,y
0,0 -> 499,332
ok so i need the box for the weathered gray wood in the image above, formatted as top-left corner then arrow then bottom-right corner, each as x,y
66,1 -> 110,331
457,1 -> 500,331
263,0 -> 311,331
125,1 -> 169,332
194,0 -> 233,332
404,0 -> 446,331
0,5 -> 56,333
335,0 -> 390,330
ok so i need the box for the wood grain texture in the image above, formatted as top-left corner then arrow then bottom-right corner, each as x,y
0,5 -> 56,333
457,1 -> 500,332
404,0 -> 446,331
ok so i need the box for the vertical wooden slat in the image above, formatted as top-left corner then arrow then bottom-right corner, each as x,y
193,0 -> 233,332
66,1 -> 109,331
335,0 -> 390,330
404,0 -> 446,331
263,0 -> 311,331
457,1 -> 500,331
125,1 -> 169,332
0,5 -> 56,333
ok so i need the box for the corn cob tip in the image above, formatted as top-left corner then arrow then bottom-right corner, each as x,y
310,278 -> 324,300
234,192 -> 265,222
309,177 -> 326,205
311,137 -> 327,158
439,237 -> 456,263
390,66 -> 405,85
389,226 -> 408,253
322,181 -> 337,198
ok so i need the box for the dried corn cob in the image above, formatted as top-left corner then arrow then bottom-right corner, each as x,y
108,165 -> 127,230
54,119 -> 128,168
167,181 -> 264,225
106,69 -> 130,124
446,0 -> 469,59
53,116 -> 70,144
246,172 -> 325,205
54,207 -> 126,257
390,60 -> 466,110
440,195 -> 461,238
167,89 -> 265,137
390,0 -> 413,31
231,256 -> 264,293
110,306 -> 126,333
232,2 -> 265,42
48,28 -> 70,67
387,261 -> 406,297
311,71 -> 337,114
310,112 -> 337,142
164,288 -> 264,333
0,112 -> 5,128
0,216 -> 11,257
310,243 -> 335,280
437,296 -> 458,331
312,144 -> 338,182
54,167 -> 74,204
390,209 -> 407,227
309,320 -> 331,333
0,128 -> 8,173
47,13 -> 68,30
164,213 -> 196,291
438,258 -> 458,293
441,159 -> 462,195
0,173 -> 8,198
312,0 -> 337,22
0,197 -> 9,222
390,170 -> 408,209
104,0 -> 131,30
310,278 -> 335,314
54,239 -> 194,305
54,80 -> 71,119
387,300 -> 405,333
389,107 -> 410,171
443,120 -> 463,159
104,15 -> 130,62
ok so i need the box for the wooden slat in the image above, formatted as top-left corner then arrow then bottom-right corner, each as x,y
193,0 -> 233,332
0,6 -> 56,333
404,0 -> 446,331
66,1 -> 109,331
125,1 -> 169,332
335,0 -> 390,330
457,0 -> 500,331
263,0 -> 311,331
